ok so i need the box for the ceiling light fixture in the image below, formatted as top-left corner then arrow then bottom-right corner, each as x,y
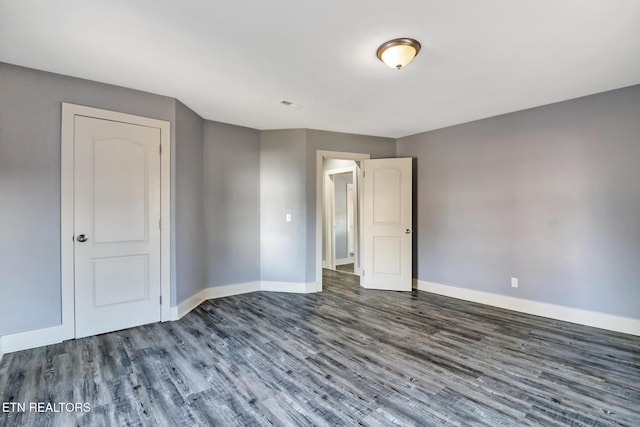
376,38 -> 421,69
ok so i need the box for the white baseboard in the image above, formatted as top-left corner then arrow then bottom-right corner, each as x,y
335,257 -> 355,266
260,281 -> 318,293
0,282 -> 263,353
0,277 -> 339,356
0,324 -> 67,355
173,281 -> 261,320
173,281 -> 317,320
416,280 -> 640,337
2,280 -> 320,355
170,305 -> 179,321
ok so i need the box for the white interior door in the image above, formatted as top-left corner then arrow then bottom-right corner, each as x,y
74,116 -> 161,338
362,158 -> 413,291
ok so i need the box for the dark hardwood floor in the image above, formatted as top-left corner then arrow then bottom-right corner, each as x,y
335,263 -> 355,274
1,270 -> 639,426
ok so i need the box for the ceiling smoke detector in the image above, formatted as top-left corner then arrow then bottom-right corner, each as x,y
280,100 -> 304,109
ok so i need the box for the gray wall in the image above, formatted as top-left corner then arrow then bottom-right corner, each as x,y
175,101 -> 206,303
205,121 -> 261,287
397,85 -> 640,318
0,63 -> 268,337
260,129 -> 395,284
8,59 -> 635,337
260,130 -> 308,283
0,63 -> 176,335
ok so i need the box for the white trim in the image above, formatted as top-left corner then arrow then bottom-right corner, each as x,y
175,293 -> 203,320
335,257 -> 355,265
325,166 -> 357,175
260,281 -> 319,293
60,105 -> 75,340
61,103 -> 172,341
159,113 -> 171,322
173,281 -> 317,321
324,170 -> 336,270
416,280 -> 640,337
316,150 -> 370,291
172,282 -> 261,320
0,325 -> 67,354
170,305 -> 179,321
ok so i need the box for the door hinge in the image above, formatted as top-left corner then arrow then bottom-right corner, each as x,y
160,295 -> 162,305
159,219 -> 162,230
159,144 -> 162,154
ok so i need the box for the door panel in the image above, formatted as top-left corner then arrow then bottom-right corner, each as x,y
93,138 -> 147,242
373,168 -> 402,223
74,116 -> 161,338
362,158 -> 412,291
373,236 -> 402,274
93,255 -> 149,307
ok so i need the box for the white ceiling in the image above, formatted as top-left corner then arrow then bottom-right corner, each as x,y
1,0 -> 639,138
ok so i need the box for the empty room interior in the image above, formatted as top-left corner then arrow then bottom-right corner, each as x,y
1,1 -> 639,426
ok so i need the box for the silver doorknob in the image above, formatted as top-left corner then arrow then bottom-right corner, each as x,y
77,234 -> 88,242
405,229 -> 412,234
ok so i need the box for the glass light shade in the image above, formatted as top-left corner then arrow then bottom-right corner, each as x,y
377,38 -> 421,69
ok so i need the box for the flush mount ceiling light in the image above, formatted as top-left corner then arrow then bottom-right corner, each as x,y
376,38 -> 421,69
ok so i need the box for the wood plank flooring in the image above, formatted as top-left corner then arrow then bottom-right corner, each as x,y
335,264 -> 355,274
1,269 -> 639,426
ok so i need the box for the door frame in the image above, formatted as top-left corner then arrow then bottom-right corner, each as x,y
346,182 -> 356,264
315,150 -> 370,291
323,166 -> 358,271
60,103 -> 172,340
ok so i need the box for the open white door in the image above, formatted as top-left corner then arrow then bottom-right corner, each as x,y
362,158 -> 412,291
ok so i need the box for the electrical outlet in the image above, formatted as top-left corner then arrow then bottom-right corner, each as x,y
511,277 -> 518,288
285,213 -> 292,222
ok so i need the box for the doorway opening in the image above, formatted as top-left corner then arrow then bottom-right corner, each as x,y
323,163 -> 359,275
315,150 -> 370,291
317,153 -> 414,293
